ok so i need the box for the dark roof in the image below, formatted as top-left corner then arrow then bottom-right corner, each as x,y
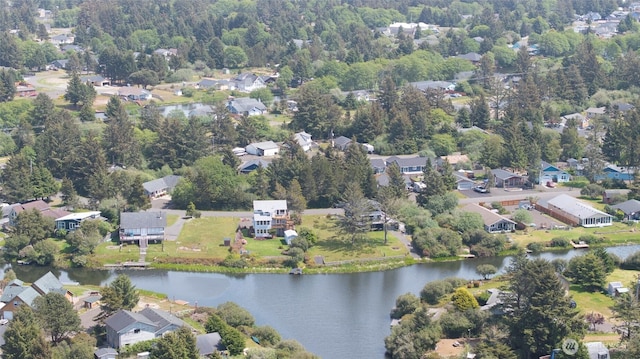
84,295 -> 101,303
227,98 -> 267,112
612,200 -> 640,215
386,156 -> 428,168
613,102 -> 634,112
105,310 -> 156,333
0,285 -> 27,302
196,332 -> 224,356
120,212 -> 167,229
239,159 -> 271,172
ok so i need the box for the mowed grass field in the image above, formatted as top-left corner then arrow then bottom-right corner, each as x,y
93,214 -> 408,265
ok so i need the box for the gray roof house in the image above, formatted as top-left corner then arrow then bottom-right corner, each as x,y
540,194 -> 613,228
31,271 -> 73,298
386,156 -> 429,174
491,169 -> 525,188
94,347 -> 118,359
457,52 -> 482,62
409,80 -> 455,92
196,332 -> 225,357
105,308 -> 185,348
370,158 -> 386,174
119,211 -> 167,244
143,175 -> 182,199
0,272 -> 72,320
227,97 -> 267,116
238,159 -> 271,174
333,136 -> 352,151
461,204 -> 516,233
612,199 -> 640,221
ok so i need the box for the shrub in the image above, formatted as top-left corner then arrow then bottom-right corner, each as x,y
475,291 -> 491,306
622,251 -> 640,270
550,237 -> 570,248
290,237 -> 309,252
420,280 -> 453,305
390,293 -> 420,319
491,202 -> 507,215
578,234 -> 602,244
527,242 -> 544,253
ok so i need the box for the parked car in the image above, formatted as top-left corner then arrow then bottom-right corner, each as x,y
473,186 -> 488,193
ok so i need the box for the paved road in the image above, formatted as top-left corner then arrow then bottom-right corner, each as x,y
458,186 -> 580,204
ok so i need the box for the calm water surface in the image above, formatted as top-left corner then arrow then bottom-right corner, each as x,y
10,245 -> 640,359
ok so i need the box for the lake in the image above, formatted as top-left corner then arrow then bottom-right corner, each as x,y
9,245 -> 640,359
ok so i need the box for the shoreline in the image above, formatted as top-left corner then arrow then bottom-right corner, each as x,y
76,240 -> 640,274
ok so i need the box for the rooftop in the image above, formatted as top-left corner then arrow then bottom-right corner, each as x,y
461,204 -> 516,226
120,211 -> 167,229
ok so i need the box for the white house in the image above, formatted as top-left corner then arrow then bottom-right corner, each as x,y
607,282 -> 629,297
585,342 -> 609,359
541,194 -> 613,228
253,200 -> 289,238
105,308 -> 185,348
55,211 -> 103,231
245,141 -> 279,156
294,131 -> 313,152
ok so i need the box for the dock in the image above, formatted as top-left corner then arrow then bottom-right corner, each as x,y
570,241 -> 590,249
104,261 -> 151,268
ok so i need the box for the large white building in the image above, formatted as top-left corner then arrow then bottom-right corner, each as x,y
253,200 -> 290,238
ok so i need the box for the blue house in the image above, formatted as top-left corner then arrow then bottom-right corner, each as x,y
597,164 -> 635,181
538,161 -> 571,185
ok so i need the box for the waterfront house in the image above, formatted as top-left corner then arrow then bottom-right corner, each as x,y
105,307 -> 185,348
612,199 -> 640,221
55,211 -> 103,231
0,272 -> 72,320
538,194 -> 613,228
119,211 -> 167,245
461,204 -> 516,233
253,200 -> 291,238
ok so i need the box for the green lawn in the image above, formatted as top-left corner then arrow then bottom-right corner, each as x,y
303,215 -> 408,262
569,284 -> 615,319
510,222 -> 640,247
166,214 -> 179,227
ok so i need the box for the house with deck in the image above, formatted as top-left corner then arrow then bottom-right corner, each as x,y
105,308 -> 185,348
612,199 -> 640,221
118,87 -> 151,101
119,212 -> 166,245
491,169 -> 525,188
461,204 -> 516,233
55,211 -> 103,231
253,200 -> 291,238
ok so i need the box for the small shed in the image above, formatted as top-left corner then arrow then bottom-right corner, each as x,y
284,229 -> 298,245
607,282 -> 629,297
223,237 -> 231,247
94,347 -> 118,359
84,294 -> 101,309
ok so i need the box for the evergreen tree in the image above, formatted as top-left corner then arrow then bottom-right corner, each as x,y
470,94 -> 490,129
344,139 -> 376,198
103,96 -> 141,167
29,93 -> 55,128
96,274 -> 139,321
560,118 -> 585,161
64,72 -> 85,107
505,256 -> 586,358
0,68 -> 16,102
417,159 -> 446,207
36,110 -> 82,178
386,162 -> 407,199
2,307 -> 51,359
439,159 -> 457,191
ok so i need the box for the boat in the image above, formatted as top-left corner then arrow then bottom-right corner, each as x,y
289,268 -> 303,275
251,336 -> 260,345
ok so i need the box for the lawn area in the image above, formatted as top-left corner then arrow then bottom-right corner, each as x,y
166,214 -> 179,227
607,268 -> 640,287
510,221 -> 640,248
303,215 -> 409,262
569,284 -> 615,319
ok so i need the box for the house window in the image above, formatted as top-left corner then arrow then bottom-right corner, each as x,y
134,329 -> 140,334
